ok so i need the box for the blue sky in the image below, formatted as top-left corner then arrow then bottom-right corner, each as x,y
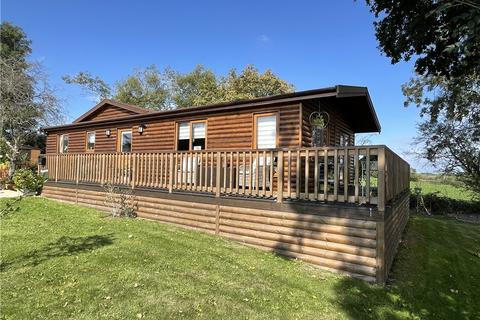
2,0 -> 430,170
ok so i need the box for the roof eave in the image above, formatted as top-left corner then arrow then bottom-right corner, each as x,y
336,85 -> 381,133
44,87 -> 340,132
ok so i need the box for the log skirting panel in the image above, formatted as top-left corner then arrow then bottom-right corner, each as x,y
41,182 -> 409,283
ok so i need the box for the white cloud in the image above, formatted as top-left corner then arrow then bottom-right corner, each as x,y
258,34 -> 270,43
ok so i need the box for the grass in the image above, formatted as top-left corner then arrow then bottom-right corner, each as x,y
1,197 -> 479,319
410,180 -> 476,202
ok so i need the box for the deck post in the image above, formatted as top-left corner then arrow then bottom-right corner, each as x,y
377,147 -> 386,213
75,154 -> 80,185
215,152 -> 221,197
55,154 -> 59,182
376,212 -> 386,284
168,153 -> 174,193
100,154 -> 105,185
277,150 -> 284,203
376,146 -> 387,284
131,153 -> 136,189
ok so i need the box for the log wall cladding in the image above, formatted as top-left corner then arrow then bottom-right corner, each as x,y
42,182 -> 410,284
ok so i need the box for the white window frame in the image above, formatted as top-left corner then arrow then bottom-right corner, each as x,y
86,131 -> 95,152
254,113 -> 278,149
118,129 -> 132,153
58,134 -> 69,154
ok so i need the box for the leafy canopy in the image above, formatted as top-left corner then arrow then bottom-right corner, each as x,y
365,0 -> 480,78
403,73 -> 480,197
0,22 -> 31,68
63,64 -> 294,110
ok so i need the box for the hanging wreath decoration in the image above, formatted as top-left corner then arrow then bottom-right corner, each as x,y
309,111 -> 330,129
309,111 -> 330,147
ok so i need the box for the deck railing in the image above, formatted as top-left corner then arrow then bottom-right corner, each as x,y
44,146 -> 409,211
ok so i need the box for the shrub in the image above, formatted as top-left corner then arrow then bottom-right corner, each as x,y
12,169 -> 45,194
103,184 -> 136,218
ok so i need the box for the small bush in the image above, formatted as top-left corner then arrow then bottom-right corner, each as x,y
103,184 -> 136,218
12,169 -> 45,194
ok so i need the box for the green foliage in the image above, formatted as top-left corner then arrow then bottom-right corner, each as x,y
63,64 -> 294,110
12,169 -> 45,194
1,197 -> 479,319
1,22 -> 62,175
0,22 -> 31,68
365,0 -> 480,78
114,65 -> 171,110
218,65 -> 295,103
366,1 -> 480,195
404,74 -> 480,195
62,71 -> 111,99
171,65 -> 220,108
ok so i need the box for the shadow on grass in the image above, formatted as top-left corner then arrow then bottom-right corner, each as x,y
331,215 -> 480,320
0,234 -> 115,272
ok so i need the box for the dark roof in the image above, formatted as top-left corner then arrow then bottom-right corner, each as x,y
73,99 -> 151,123
44,85 -> 381,133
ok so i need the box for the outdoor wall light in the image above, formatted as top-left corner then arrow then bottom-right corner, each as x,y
138,124 -> 146,134
105,129 -> 111,137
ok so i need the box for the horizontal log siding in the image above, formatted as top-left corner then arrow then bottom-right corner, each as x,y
94,128 -> 118,153
83,105 -> 138,122
63,131 -> 85,153
46,103 -> 300,154
207,112 -> 253,149
132,121 -> 175,152
42,183 -> 379,282
45,134 -> 58,154
207,103 -> 301,149
383,191 -> 409,280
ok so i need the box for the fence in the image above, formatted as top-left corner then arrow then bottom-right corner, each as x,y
44,146 -> 409,211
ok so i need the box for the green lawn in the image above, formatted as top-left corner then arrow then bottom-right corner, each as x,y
410,180 -> 476,202
1,197 -> 479,319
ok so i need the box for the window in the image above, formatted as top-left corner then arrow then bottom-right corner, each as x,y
192,121 -> 206,150
58,134 -> 69,153
86,131 -> 95,151
177,122 -> 190,151
118,129 -> 132,153
177,121 -> 207,151
254,114 -> 277,149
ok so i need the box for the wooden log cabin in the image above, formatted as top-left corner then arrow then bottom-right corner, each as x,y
41,85 -> 410,283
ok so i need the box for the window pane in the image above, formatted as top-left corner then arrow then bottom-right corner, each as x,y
192,122 -> 205,139
59,135 -> 69,153
177,139 -> 189,151
121,131 -> 132,153
256,115 -> 276,149
87,132 -> 95,150
178,122 -> 190,140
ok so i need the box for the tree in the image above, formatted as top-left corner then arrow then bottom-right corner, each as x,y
64,64 -> 294,110
63,72 -> 111,100
0,22 -> 31,67
403,73 -> 480,196
0,22 -> 63,175
219,65 -> 295,102
365,0 -> 480,195
114,65 -> 173,110
365,0 -> 480,79
171,65 -> 220,108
